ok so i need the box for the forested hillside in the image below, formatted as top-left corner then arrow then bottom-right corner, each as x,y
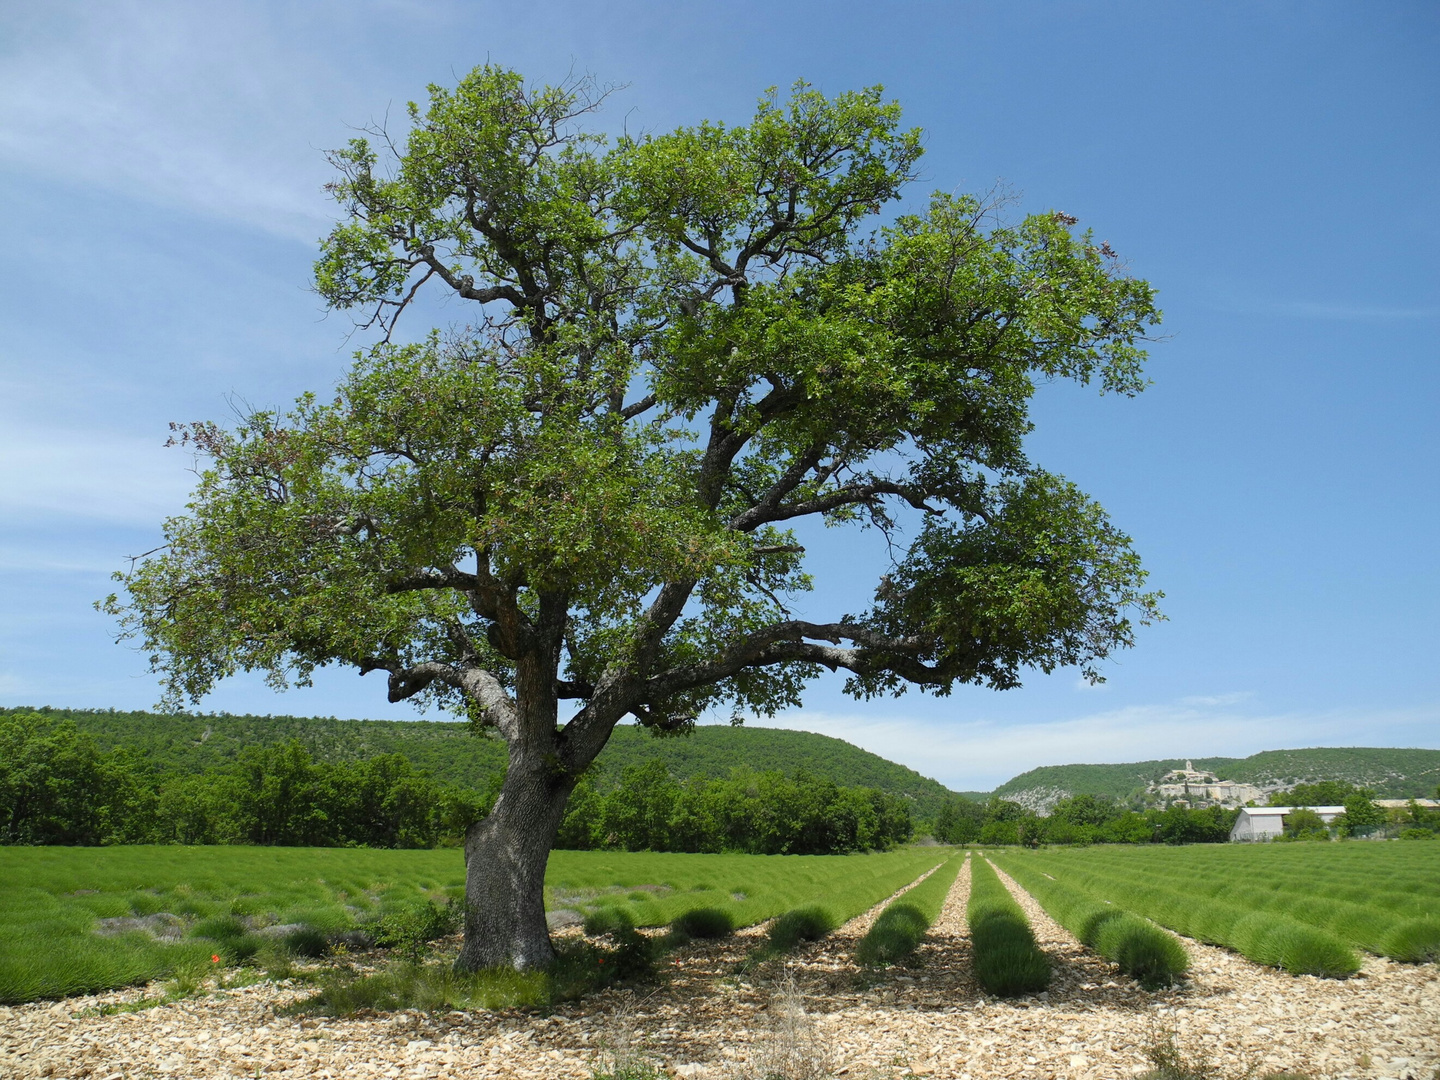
3,707 -> 958,821
9,707 -> 1433,816
992,747 -> 1440,803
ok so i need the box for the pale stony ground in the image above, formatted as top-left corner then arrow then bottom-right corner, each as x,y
2,852 -> 1436,1080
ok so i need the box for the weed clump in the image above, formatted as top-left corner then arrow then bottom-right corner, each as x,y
281,927 -> 330,960
585,907 -> 637,937
737,973 -> 832,1080
369,899 -> 460,963
1140,1025 -> 1313,1080
287,925 -> 658,1017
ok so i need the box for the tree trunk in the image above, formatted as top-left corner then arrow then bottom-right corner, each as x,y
454,750 -> 575,972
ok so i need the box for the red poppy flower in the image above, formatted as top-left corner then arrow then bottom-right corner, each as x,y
211,955 -> 220,964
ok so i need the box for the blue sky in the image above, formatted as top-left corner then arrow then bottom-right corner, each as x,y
1,1 -> 1436,791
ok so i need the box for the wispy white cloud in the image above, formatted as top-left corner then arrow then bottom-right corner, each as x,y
0,2 -> 365,240
752,699 -> 1440,792
0,419 -> 194,528
1178,691 -> 1254,707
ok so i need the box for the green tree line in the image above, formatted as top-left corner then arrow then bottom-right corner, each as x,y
935,785 -> 1438,845
0,711 -> 911,852
934,792 -> 1241,846
555,759 -> 913,854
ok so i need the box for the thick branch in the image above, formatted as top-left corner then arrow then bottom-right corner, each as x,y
730,480 -> 936,531
641,619 -> 946,702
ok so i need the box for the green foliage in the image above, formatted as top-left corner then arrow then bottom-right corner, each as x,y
967,859 -> 1049,996
10,707 -> 961,825
370,899 -> 461,963
939,791 -> 1235,846
932,797 -> 985,843
558,759 -> 911,855
0,711 -> 486,850
0,711 -> 156,845
1281,808 -> 1329,841
854,855 -> 961,966
1269,780 -> 1366,807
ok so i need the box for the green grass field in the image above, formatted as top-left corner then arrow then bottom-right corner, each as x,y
0,845 -> 943,1003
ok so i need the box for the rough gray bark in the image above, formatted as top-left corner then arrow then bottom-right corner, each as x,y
455,748 -> 576,972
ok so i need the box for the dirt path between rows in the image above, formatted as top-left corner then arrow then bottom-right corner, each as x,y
2,852 -> 1436,1080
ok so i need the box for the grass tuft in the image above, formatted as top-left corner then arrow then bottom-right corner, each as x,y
1380,917 -> 1440,964
282,927 -> 330,959
768,906 -> 837,951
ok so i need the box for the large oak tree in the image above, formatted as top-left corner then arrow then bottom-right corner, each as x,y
108,67 -> 1163,971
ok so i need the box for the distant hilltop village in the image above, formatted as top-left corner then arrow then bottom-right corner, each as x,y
1149,761 -> 1279,809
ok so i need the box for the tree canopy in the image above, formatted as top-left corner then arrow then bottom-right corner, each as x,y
110,68 -> 1161,736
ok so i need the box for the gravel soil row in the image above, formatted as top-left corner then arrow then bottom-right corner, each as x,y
2,851 -> 1436,1080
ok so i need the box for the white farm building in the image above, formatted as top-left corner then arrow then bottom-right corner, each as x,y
1229,805 -> 1346,842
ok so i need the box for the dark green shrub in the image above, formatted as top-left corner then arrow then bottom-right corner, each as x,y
768,906 -> 836,951
671,907 -> 734,940
968,859 -> 1049,997
283,927 -> 330,959
1077,905 -> 1125,944
371,899 -> 460,963
188,918 -> 263,964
